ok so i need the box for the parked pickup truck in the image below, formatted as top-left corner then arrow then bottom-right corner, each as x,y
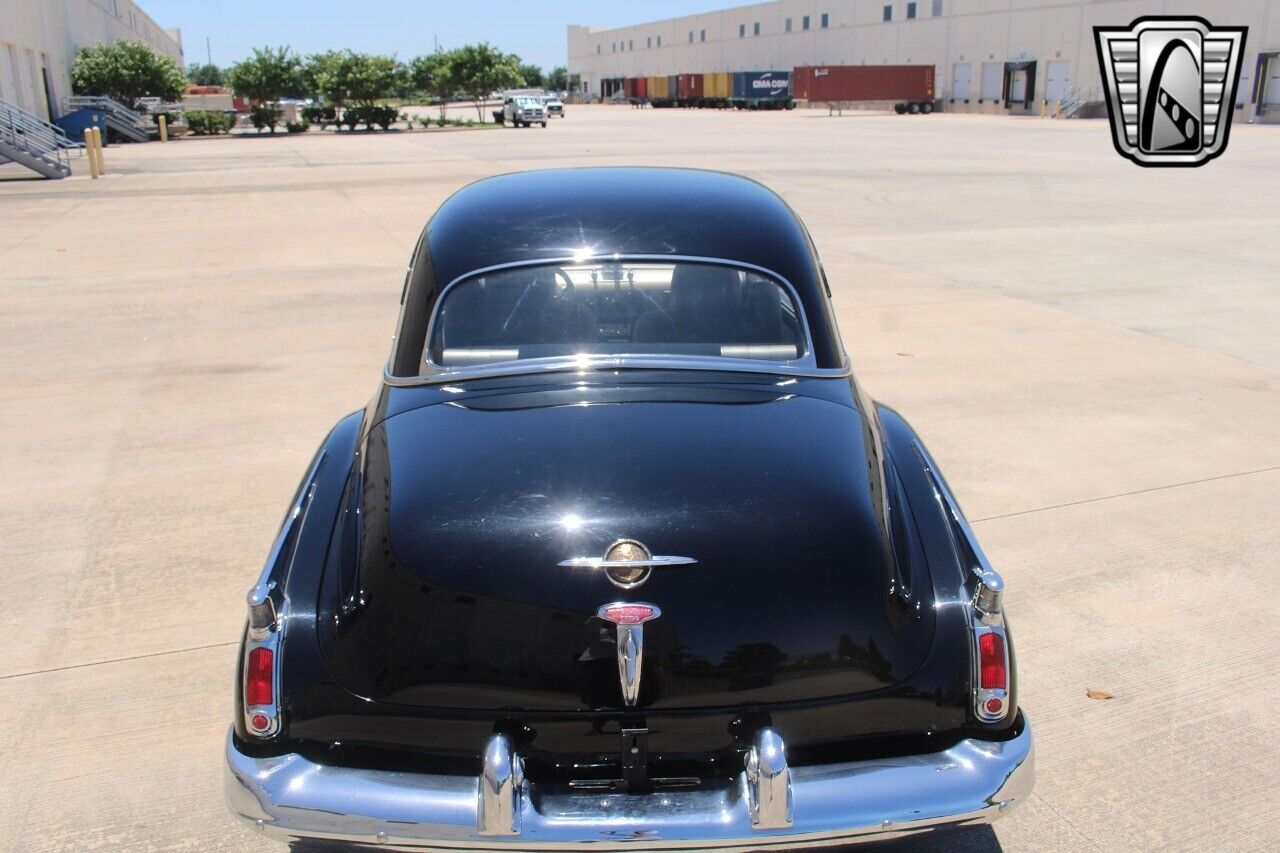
543,94 -> 565,118
496,96 -> 547,127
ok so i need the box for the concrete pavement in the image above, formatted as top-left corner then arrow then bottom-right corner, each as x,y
2,105 -> 1278,851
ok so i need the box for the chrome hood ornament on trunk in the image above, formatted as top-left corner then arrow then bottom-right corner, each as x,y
597,603 -> 662,707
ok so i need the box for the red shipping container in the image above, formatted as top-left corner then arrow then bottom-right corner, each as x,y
792,65 -> 934,102
677,74 -> 705,100
625,77 -> 648,99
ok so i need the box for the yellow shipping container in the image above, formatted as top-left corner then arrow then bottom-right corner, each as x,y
648,76 -> 669,100
706,72 -> 731,100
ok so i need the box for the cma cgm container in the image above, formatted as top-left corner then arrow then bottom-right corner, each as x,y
731,71 -> 792,109
677,73 -> 704,104
793,65 -> 936,113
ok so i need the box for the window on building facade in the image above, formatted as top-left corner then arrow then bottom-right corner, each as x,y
803,15 -> 810,30
754,22 -> 760,36
933,0 -> 943,15
597,45 -> 601,54
689,30 -> 694,43
786,18 -> 792,32
657,35 -> 661,46
611,42 -> 616,52
739,24 -> 746,37
700,29 -> 706,42
629,39 -> 633,50
821,13 -> 829,28
907,2 -> 917,18
647,37 -> 652,48
883,5 -> 893,22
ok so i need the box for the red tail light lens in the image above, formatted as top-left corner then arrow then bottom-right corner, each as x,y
245,647 -> 274,706
979,632 -> 1006,690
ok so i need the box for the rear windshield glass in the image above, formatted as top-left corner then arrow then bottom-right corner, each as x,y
426,261 -> 806,369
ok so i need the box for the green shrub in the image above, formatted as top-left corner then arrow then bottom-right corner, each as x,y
250,104 -> 282,133
185,110 -> 234,135
286,119 -> 310,133
369,104 -> 399,129
301,105 -> 336,125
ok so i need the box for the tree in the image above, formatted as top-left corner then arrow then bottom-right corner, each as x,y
306,51 -> 407,129
546,66 -> 569,92
187,62 -> 225,87
410,51 -> 457,119
227,47 -> 303,133
71,41 -> 186,107
517,62 -> 544,89
450,43 -> 522,120
228,46 -> 302,104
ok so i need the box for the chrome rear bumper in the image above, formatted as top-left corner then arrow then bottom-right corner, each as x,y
225,719 -> 1033,851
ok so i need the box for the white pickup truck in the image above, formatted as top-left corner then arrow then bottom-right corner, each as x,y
499,96 -> 547,127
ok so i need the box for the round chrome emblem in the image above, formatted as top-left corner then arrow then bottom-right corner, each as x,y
604,539 -> 652,589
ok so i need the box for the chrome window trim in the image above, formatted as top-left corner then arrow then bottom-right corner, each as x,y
385,254 -> 851,387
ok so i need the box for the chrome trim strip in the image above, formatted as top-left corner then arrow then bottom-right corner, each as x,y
745,728 -> 794,830
911,440 -> 1012,724
558,555 -> 697,569
383,254 -> 852,387
224,722 -> 1034,850
241,451 -> 326,738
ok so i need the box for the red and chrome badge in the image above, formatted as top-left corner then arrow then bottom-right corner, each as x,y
597,602 -> 661,706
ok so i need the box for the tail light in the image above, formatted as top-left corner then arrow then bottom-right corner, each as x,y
972,570 -> 1011,723
245,647 -> 274,706
978,632 -> 1006,689
242,590 -> 281,738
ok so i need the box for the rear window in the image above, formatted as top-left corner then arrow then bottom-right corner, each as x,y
426,261 -> 806,370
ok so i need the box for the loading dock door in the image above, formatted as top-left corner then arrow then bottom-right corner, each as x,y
951,63 -> 972,101
1009,69 -> 1027,102
980,63 -> 1003,101
1045,60 -> 1071,102
1264,54 -> 1280,106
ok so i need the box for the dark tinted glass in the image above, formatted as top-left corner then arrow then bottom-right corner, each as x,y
427,261 -> 806,369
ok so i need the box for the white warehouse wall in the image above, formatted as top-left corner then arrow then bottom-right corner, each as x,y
0,0 -> 184,122
569,0 -> 1280,117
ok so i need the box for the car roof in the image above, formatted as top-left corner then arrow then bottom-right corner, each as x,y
415,168 -> 842,368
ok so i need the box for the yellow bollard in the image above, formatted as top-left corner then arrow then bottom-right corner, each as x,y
86,127 -> 100,179
1053,100 -> 1061,119
159,114 -> 168,142
1040,99 -> 1047,118
93,127 -> 107,175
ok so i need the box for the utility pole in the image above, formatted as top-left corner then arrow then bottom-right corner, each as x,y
207,36 -> 212,67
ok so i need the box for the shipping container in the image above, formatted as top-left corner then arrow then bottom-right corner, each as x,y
624,77 -> 648,100
705,72 -> 732,101
731,71 -> 792,106
676,73 -> 702,102
792,65 -> 936,110
647,76 -> 668,100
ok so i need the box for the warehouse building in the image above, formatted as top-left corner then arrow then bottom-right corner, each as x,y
1,0 -> 183,122
568,0 -> 1280,119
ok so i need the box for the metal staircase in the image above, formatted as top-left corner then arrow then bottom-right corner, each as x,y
1055,86 -> 1099,119
65,95 -> 152,142
0,97 -> 74,179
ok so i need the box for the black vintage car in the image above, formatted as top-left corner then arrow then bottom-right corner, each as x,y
225,168 -> 1033,849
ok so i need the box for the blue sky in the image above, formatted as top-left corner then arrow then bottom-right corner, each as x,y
143,1 -> 730,73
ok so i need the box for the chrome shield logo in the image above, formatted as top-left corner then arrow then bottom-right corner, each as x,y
1094,17 -> 1247,167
